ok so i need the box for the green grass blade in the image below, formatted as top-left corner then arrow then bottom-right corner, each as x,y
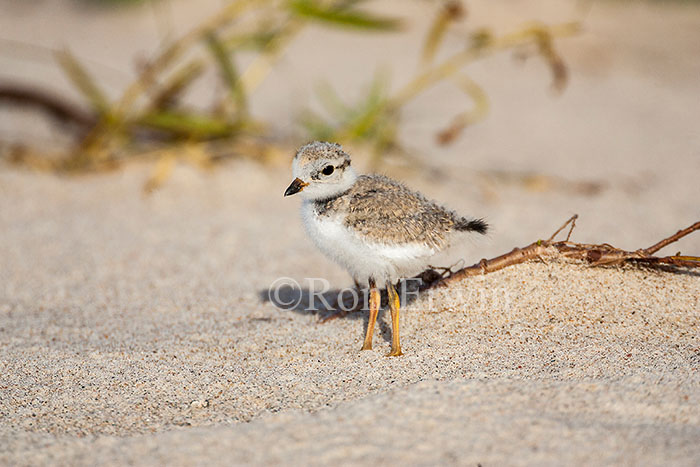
151,60 -> 206,109
54,49 -> 111,115
224,30 -> 279,51
344,71 -> 390,138
205,31 -> 248,118
289,0 -> 401,31
138,111 -> 236,139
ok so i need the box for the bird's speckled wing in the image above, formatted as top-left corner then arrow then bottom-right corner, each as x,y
340,175 -> 460,249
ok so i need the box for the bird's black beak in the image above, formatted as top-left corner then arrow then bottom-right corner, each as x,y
284,178 -> 308,197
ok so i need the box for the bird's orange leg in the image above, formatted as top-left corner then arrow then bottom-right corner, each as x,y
361,278 -> 379,351
386,281 -> 404,357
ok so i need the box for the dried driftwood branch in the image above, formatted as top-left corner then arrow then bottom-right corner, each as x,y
421,215 -> 700,289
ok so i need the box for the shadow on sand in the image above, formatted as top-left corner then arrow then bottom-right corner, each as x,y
258,277 -> 433,345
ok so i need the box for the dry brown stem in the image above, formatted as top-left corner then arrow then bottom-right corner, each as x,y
422,215 -> 700,289
0,83 -> 96,130
641,221 -> 700,255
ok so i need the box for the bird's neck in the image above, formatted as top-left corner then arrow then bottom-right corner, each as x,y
303,168 -> 358,202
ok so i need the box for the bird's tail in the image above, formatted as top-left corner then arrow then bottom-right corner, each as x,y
455,217 -> 488,234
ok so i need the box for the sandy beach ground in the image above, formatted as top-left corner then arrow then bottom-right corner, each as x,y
1,0 -> 700,465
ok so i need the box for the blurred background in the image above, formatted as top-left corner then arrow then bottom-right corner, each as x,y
1,0 -> 699,283
3,2 -> 700,457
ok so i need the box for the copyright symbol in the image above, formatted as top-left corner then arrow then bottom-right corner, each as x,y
267,277 -> 302,311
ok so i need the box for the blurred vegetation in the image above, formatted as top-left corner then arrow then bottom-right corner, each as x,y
76,0 -> 145,5
0,0 -> 579,190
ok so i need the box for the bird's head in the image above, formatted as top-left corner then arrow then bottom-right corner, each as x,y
284,141 -> 358,201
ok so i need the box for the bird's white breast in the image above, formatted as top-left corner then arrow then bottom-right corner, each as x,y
301,201 -> 435,285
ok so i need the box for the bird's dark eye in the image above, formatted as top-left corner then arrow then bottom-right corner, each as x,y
322,165 -> 335,176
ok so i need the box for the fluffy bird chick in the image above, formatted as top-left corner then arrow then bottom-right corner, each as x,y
285,141 -> 487,356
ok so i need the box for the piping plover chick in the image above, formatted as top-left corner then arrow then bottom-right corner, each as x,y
284,141 -> 488,356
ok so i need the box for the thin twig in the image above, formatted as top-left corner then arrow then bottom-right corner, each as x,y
641,221 -> 700,256
547,214 -> 578,242
421,216 -> 700,290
